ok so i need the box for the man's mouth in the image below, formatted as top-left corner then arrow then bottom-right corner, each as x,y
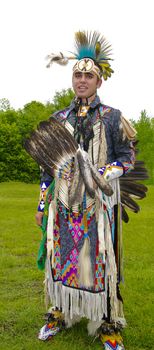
78,86 -> 87,91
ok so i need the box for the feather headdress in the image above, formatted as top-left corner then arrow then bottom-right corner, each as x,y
46,30 -> 114,80
73,31 -> 114,80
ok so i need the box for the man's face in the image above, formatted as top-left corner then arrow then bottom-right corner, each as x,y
72,71 -> 102,99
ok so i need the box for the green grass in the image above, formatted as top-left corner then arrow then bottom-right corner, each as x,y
0,182 -> 153,350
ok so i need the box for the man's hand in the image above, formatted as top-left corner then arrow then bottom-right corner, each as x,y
35,212 -> 44,226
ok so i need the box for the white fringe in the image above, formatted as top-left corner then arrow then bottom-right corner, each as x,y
78,237 -> 93,288
104,178 -> 121,209
45,258 -> 108,322
97,198 -> 105,255
87,320 -> 103,336
45,179 -> 121,324
65,315 -> 81,329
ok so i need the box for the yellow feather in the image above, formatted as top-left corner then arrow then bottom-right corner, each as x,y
75,31 -> 88,46
95,41 -> 101,56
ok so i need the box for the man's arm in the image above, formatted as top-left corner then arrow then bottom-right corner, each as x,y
99,111 -> 136,182
36,169 -> 53,226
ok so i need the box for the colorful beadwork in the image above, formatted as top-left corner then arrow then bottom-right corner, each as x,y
101,334 -> 125,350
38,323 -> 60,341
94,253 -> 105,291
38,181 -> 51,212
52,201 -> 105,291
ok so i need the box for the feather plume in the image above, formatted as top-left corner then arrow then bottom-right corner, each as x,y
46,52 -> 69,68
24,135 -> 54,175
39,117 -> 77,154
121,192 -> 140,213
75,31 -> 88,46
95,41 -> 101,56
120,181 -> 148,199
24,117 -> 78,178
121,168 -> 148,181
74,31 -> 112,61
120,159 -> 148,221
121,206 -> 129,223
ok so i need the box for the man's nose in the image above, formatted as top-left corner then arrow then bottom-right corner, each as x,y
80,74 -> 86,82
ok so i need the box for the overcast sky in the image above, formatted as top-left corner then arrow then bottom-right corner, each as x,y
0,0 -> 154,120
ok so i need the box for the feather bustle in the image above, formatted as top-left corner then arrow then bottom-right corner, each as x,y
24,117 -> 78,178
121,206 -> 129,223
120,181 -> 148,199
121,193 -> 140,213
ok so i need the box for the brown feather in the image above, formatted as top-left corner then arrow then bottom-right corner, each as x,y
76,148 -> 95,199
121,192 -> 140,213
88,161 -> 113,196
75,31 -> 88,46
24,116 -> 78,178
68,155 -> 85,207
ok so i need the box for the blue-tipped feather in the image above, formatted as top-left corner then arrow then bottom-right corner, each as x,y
76,47 -> 96,60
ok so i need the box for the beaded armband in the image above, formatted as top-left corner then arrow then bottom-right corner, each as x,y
37,181 -> 51,212
98,161 -> 133,182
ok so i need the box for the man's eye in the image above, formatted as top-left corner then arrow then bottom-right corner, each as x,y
75,73 -> 81,78
87,74 -> 94,79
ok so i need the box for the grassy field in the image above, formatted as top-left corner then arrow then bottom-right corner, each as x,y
0,182 -> 153,350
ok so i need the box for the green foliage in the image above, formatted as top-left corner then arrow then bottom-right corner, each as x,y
0,182 -> 153,349
0,108 -> 39,183
0,90 -> 74,183
133,110 -> 154,184
17,101 -> 56,138
0,98 -> 11,111
53,88 -> 75,110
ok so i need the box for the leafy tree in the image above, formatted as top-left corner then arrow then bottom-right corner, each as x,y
0,90 -> 75,183
0,98 -> 11,111
53,88 -> 75,110
17,100 -> 56,138
134,110 -> 154,184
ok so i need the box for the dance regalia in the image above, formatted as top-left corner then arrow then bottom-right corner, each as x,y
36,96 -> 136,327
24,31 -> 148,348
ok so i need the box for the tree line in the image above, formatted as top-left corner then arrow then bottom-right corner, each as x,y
0,91 -> 153,184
